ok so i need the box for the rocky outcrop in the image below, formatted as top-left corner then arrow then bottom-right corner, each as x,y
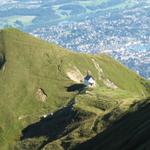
67,66 -> 83,83
36,88 -> 47,102
0,53 -> 5,70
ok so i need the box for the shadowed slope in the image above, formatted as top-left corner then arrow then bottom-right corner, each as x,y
75,97 -> 150,150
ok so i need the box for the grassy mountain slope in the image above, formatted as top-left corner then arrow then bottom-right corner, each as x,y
0,28 -> 149,150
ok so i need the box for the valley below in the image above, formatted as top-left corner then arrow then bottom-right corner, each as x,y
0,0 -> 150,79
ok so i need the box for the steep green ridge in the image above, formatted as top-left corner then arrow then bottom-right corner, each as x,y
0,29 -> 149,150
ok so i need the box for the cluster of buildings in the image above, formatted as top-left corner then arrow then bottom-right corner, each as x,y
30,4 -> 150,79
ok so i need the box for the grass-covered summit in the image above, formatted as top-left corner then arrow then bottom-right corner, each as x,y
0,29 -> 149,150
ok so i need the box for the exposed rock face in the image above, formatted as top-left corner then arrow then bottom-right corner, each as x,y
92,59 -> 118,89
18,115 -> 28,120
103,79 -> 118,89
67,66 -> 83,83
36,88 -> 47,102
92,59 -> 103,80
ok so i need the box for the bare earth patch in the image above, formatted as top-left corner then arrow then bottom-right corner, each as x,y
92,59 -> 118,89
103,79 -> 118,89
18,115 -> 28,120
36,88 -> 47,102
92,59 -> 103,80
67,66 -> 83,83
